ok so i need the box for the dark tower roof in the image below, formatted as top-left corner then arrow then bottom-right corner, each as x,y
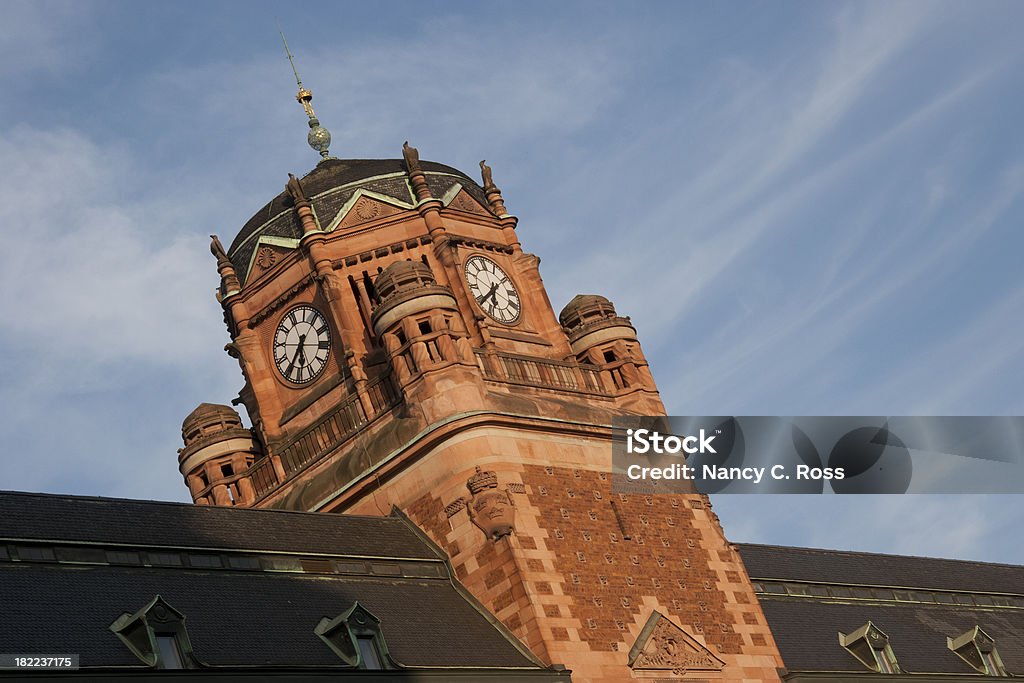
226,159 -> 489,283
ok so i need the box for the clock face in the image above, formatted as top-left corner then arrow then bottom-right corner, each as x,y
273,305 -> 331,384
464,255 -> 521,324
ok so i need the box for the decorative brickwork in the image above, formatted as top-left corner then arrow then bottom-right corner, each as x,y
398,457 -> 782,682
522,465 -> 743,655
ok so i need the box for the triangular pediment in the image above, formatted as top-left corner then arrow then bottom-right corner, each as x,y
250,243 -> 292,275
323,189 -> 413,234
243,236 -> 300,286
629,612 -> 725,677
441,183 -> 493,216
334,195 -> 404,231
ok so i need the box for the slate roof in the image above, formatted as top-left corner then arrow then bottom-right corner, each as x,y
0,490 -> 436,559
227,158 -> 490,283
755,598 -> 1024,675
0,491 -> 549,673
736,543 -> 1024,675
739,543 -> 1024,595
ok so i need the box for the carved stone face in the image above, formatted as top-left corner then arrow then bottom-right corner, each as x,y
469,489 -> 514,540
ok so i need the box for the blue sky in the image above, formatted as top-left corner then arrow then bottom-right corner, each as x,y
1,1 -> 1022,563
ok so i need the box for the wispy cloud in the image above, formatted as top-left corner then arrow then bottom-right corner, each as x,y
0,2 -> 1022,565
0,127 -> 225,368
0,0 -> 94,79
855,284 -> 1024,415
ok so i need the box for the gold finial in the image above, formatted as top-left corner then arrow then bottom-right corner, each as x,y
279,29 -> 333,160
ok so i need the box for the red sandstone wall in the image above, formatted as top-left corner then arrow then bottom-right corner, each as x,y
346,429 -> 783,682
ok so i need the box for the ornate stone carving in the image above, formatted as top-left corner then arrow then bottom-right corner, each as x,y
449,189 -> 489,216
466,466 -> 515,541
444,498 -> 466,518
285,173 -> 307,204
402,141 -> 421,174
628,612 -> 725,677
256,246 -> 277,270
479,159 -> 508,216
355,198 -> 381,221
316,271 -> 346,303
480,160 -> 495,191
210,234 -> 229,263
210,234 -> 240,294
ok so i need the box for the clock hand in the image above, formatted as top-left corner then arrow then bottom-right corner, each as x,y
477,283 -> 499,306
295,333 -> 308,367
284,334 -> 307,376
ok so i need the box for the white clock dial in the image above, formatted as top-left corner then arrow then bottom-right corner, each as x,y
273,305 -> 331,384
464,255 -> 521,324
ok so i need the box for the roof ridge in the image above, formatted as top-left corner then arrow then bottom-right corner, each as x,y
735,541 -> 1023,570
0,490 -> 410,525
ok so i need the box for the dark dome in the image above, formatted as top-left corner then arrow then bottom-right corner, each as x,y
226,158 -> 489,284
559,294 -> 617,331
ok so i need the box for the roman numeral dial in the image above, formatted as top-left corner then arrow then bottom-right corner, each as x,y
464,254 -> 522,325
273,305 -> 331,384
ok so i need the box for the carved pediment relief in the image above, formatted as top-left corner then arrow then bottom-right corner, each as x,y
334,195 -> 404,231
253,244 -> 290,273
629,612 -> 725,678
445,186 -> 492,216
243,237 -> 300,286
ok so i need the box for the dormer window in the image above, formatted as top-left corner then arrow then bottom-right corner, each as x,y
154,634 -> 185,669
356,635 -> 384,669
109,595 -> 194,669
315,602 -> 394,670
948,626 -> 1008,676
838,621 -> 900,673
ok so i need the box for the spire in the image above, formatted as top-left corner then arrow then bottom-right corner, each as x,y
279,30 -> 333,160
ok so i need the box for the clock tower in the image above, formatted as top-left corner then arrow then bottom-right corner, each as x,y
178,71 -> 782,683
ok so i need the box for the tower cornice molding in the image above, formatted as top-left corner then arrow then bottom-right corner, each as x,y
257,409 -> 649,512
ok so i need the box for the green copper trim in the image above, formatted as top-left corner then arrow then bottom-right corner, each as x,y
322,187 -> 417,234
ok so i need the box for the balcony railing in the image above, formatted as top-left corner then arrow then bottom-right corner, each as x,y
241,349 -> 622,503
249,375 -> 400,499
475,350 -> 612,397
